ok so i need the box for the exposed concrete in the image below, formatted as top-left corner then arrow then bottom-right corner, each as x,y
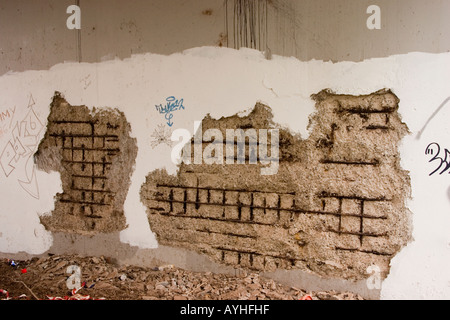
35,93 -> 137,234
141,90 -> 412,283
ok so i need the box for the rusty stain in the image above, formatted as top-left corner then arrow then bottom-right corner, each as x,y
216,32 -> 228,47
228,0 -> 268,52
202,9 -> 213,16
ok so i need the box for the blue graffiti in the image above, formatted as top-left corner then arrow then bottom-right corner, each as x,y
155,96 -> 185,127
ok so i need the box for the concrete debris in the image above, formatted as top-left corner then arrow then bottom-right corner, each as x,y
0,255 -> 364,300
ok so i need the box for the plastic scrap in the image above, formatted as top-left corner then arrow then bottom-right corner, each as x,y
1,282 -> 103,300
47,294 -> 92,301
7,259 -> 18,267
46,283 -> 105,301
5,259 -> 27,274
0,289 -> 28,300
0,289 -> 9,300
300,294 -> 313,300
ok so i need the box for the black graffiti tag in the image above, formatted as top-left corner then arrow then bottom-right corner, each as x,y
425,143 -> 450,176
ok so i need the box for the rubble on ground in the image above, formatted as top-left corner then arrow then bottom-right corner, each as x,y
0,254 -> 364,300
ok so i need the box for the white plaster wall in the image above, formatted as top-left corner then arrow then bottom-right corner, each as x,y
0,47 -> 449,299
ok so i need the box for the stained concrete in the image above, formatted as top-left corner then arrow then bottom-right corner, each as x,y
2,0 -> 450,75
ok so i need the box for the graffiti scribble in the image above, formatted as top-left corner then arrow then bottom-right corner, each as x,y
155,96 -> 185,127
425,142 -> 450,176
150,124 -> 173,148
0,95 -> 43,199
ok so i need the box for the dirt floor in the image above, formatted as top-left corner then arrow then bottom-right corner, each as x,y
0,254 -> 364,300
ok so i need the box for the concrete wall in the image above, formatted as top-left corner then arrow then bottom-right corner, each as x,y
264,0 -> 450,62
1,0 -> 450,300
2,0 -> 450,75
